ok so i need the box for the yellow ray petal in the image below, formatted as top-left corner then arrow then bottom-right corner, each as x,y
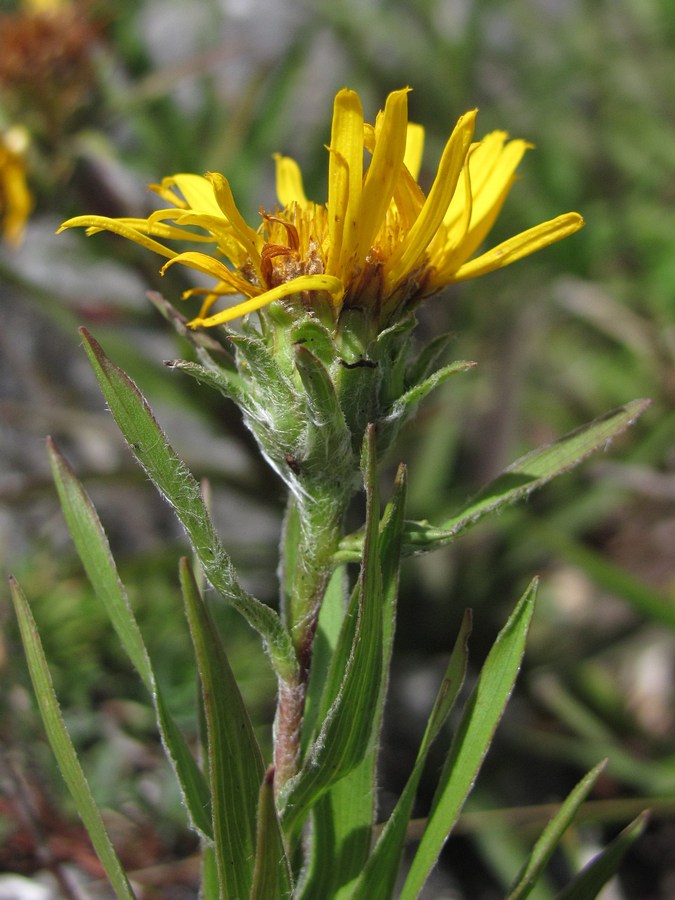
207,172 -> 262,267
161,250 -> 255,294
58,215 -> 178,259
352,88 -> 410,269
403,122 -> 425,181
385,108 -> 476,288
326,88 -> 364,277
144,210 -> 220,243
188,274 -> 344,328
392,166 -> 426,231
450,212 -> 584,282
274,154 -> 308,208
444,137 -> 529,248
169,173 -> 224,215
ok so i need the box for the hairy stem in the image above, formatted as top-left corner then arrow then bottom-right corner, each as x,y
273,491 -> 347,794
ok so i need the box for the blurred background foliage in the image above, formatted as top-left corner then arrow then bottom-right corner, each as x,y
1,0 -> 674,895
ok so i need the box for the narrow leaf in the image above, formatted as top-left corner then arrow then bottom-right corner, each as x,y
9,577 -> 137,900
251,768 -> 293,900
165,357 -> 247,408
406,330 -> 456,387
351,609 -> 472,900
301,565 -> 347,755
555,811 -> 648,900
180,558 -> 265,899
400,580 -> 537,899
48,438 -> 212,838
405,399 -> 650,554
507,759 -> 608,900
384,360 -> 476,425
299,443 -> 408,898
299,761 -> 374,900
80,327 -> 297,682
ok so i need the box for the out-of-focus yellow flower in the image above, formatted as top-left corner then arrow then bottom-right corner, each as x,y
22,0 -> 69,13
0,0 -> 100,144
0,126 -> 32,247
60,88 -> 584,331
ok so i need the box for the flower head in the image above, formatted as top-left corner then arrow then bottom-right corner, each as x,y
0,126 -> 33,247
60,88 -> 583,331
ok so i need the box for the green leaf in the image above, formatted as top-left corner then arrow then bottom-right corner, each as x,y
80,327 -> 297,683
48,438 -> 212,839
407,399 -> 651,554
279,426 -> 384,835
299,760 -> 374,900
201,846 -> 220,899
179,558 -> 266,899
294,344 -> 353,465
295,343 -> 345,428
405,329 -> 456,387
290,317 -> 338,368
339,399 -> 651,560
301,564 -> 346,755
251,768 -> 293,900
165,357 -> 247,408
506,759 -> 608,900
383,359 -> 476,426
555,811 -> 648,899
230,331 -> 298,415
300,467 -> 409,898
351,609 -> 473,900
400,579 -> 537,899
8,577 -> 137,900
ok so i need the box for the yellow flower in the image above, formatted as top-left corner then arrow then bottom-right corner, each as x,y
0,126 -> 33,247
59,88 -> 583,330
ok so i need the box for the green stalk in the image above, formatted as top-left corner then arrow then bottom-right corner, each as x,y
273,489 -> 348,793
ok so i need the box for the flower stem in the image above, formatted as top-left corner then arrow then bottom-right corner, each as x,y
273,490 -> 346,793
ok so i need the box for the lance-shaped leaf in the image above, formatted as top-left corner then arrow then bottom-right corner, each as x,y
279,426 -> 384,836
556,811 -> 648,899
251,768 -> 293,900
338,399 -> 651,561
383,359 -> 476,426
352,609 -> 473,900
48,439 -> 212,838
165,357 -> 248,409
180,558 -> 265,899
9,577 -> 137,900
80,328 -> 297,683
406,399 -> 650,554
300,464 -> 409,899
291,317 -> 339,368
229,332 -> 298,417
400,579 -> 537,899
405,329 -> 456,388
294,344 -> 353,465
506,759 -> 608,900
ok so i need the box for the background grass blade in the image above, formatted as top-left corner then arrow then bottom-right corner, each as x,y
80,327 -> 298,683
179,557 -> 265,899
400,579 -> 538,899
48,438 -> 212,838
555,811 -> 649,899
9,576 -> 137,900
506,759 -> 608,900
